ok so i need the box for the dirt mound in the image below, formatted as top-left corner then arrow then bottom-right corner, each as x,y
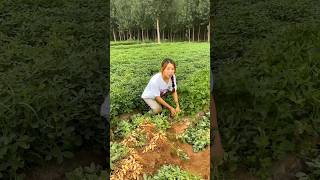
177,142 -> 210,179
168,118 -> 191,134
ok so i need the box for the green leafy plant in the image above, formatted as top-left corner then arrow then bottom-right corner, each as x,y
113,120 -> 134,139
131,114 -> 147,128
148,114 -> 171,132
179,114 -> 210,152
65,163 -> 108,180
152,165 -> 202,180
296,148 -> 320,180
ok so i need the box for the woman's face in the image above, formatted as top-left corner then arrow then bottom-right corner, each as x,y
162,63 -> 175,79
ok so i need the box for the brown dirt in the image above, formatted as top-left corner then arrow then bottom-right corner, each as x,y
178,142 -> 210,179
137,140 -> 210,179
112,120 -> 210,180
167,118 -> 191,134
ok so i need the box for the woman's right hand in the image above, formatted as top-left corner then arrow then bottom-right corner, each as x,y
169,107 -> 176,117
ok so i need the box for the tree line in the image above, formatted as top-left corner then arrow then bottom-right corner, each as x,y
111,0 -> 210,43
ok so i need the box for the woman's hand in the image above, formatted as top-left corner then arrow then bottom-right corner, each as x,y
175,106 -> 181,114
169,107 -> 176,117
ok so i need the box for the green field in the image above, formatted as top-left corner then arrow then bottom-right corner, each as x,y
110,42 -> 210,117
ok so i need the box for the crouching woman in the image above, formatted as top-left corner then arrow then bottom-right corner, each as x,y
141,58 -> 181,117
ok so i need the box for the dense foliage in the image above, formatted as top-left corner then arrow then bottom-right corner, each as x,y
212,0 -> 320,178
111,0 -> 210,42
0,0 -> 108,178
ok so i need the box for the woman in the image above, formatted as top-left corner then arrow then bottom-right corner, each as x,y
141,58 -> 181,117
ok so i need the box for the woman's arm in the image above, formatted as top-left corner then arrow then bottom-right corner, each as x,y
155,96 -> 173,110
172,91 -> 180,109
155,96 -> 176,116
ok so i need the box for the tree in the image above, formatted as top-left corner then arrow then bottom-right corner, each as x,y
132,0 -> 153,42
146,0 -> 172,43
111,0 -> 210,42
197,0 -> 210,41
110,0 -> 118,41
113,0 -> 134,40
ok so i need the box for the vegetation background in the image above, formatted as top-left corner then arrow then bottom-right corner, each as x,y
0,0 -> 108,179
211,0 -> 320,179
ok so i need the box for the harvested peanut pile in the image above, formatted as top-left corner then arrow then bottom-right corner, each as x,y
110,148 -> 143,180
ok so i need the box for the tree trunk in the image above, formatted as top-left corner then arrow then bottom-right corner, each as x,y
113,28 -> 117,42
146,29 -> 149,40
156,17 -> 161,44
192,26 -> 194,42
170,28 -> 173,42
162,30 -> 164,41
207,21 -> 210,42
119,31 -> 122,41
198,26 -> 200,42
188,28 -> 191,42
129,29 -> 132,40
142,29 -> 144,42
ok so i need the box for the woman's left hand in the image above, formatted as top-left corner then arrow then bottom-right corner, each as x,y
175,106 -> 181,113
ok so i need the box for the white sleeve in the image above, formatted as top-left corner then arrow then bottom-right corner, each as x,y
174,75 -> 177,90
150,79 -> 160,98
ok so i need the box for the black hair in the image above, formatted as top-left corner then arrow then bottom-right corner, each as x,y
161,58 -> 176,92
